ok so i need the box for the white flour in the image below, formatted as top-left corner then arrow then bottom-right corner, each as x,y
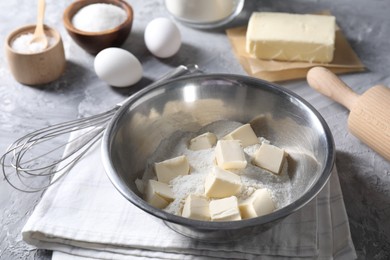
165,0 -> 241,23
141,120 -> 292,215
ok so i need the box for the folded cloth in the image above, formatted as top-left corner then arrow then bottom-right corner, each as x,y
22,131 -> 356,259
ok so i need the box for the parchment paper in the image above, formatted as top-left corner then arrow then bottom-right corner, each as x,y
226,24 -> 365,82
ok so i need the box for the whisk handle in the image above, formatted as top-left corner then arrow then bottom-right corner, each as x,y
116,65 -> 200,107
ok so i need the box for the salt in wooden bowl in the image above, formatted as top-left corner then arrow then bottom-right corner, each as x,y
5,24 -> 66,85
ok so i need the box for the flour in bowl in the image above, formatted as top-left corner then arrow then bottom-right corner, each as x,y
140,120 -> 292,218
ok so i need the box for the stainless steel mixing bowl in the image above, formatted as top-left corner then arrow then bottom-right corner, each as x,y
101,74 -> 335,241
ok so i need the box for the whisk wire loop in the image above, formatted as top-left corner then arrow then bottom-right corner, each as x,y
1,65 -> 199,192
1,112 -> 112,192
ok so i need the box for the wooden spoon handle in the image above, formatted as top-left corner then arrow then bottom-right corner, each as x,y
306,67 -> 359,111
35,0 -> 45,35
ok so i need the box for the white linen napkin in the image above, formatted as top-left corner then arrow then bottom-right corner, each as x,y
22,130 -> 356,259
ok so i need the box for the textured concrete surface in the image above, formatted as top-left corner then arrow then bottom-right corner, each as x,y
0,0 -> 389,259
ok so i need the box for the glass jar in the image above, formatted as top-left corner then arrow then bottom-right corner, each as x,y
164,0 -> 245,29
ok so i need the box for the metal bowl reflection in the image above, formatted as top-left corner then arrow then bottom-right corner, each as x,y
101,74 -> 335,241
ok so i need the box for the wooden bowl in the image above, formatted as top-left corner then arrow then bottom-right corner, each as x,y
5,24 -> 66,85
63,0 -> 133,55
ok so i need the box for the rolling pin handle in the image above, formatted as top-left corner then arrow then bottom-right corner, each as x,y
306,67 -> 359,111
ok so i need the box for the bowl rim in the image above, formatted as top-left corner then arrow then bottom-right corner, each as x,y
101,73 -> 336,230
63,0 -> 133,36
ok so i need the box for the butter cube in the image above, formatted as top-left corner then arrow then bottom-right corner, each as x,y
145,180 -> 175,209
246,12 -> 336,63
154,155 -> 190,184
189,132 -> 217,151
182,194 -> 210,221
253,143 -> 286,174
224,124 -> 259,147
239,189 -> 275,219
215,140 -> 247,170
209,196 -> 242,221
205,167 -> 242,198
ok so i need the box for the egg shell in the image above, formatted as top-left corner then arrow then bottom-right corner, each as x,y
94,47 -> 143,87
144,17 -> 181,58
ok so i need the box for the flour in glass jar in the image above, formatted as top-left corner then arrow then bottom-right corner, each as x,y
140,120 -> 292,215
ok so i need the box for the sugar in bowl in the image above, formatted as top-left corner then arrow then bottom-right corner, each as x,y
63,0 -> 134,55
5,24 -> 66,85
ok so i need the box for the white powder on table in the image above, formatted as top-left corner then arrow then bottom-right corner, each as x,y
141,120 -> 292,215
11,33 -> 56,54
72,3 -> 127,32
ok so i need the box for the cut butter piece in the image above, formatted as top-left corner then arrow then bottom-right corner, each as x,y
154,155 -> 190,184
246,12 -> 336,63
145,180 -> 175,209
205,166 -> 242,198
182,194 -> 210,221
239,189 -> 275,219
215,140 -> 247,170
223,124 -> 259,147
253,143 -> 286,174
209,196 -> 242,221
189,132 -> 217,151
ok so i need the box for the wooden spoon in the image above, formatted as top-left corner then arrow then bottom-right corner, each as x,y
30,0 -> 48,49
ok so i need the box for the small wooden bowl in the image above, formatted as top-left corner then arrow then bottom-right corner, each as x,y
63,0 -> 133,55
5,24 -> 66,85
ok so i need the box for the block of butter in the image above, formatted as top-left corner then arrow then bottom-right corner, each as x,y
209,196 -> 242,221
182,194 -> 210,221
205,166 -> 242,198
253,143 -> 286,174
154,155 -> 190,184
189,132 -> 217,151
215,140 -> 247,170
239,189 -> 275,219
246,12 -> 336,63
223,124 -> 259,147
145,180 -> 175,209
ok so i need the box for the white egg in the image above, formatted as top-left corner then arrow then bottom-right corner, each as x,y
144,17 -> 181,58
94,47 -> 143,87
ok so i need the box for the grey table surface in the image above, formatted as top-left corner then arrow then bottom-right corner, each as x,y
1,0 -> 389,259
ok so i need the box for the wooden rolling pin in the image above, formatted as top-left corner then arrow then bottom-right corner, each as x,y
307,67 -> 390,161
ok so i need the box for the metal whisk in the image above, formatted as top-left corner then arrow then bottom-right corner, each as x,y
1,65 -> 200,192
